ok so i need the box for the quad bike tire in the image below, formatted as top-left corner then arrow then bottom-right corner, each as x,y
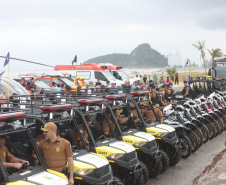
140,162 -> 149,183
200,125 -> 209,143
188,131 -> 199,153
159,149 -> 169,173
179,135 -> 192,159
111,177 -> 124,185
130,175 -> 144,185
169,151 -> 181,166
149,160 -> 163,178
205,122 -> 216,140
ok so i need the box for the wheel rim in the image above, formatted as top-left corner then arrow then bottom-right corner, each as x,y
180,137 -> 189,155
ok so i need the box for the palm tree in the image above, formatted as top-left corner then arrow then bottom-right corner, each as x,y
166,67 -> 177,81
207,48 -> 223,66
193,40 -> 206,74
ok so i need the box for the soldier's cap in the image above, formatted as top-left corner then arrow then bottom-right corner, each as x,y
81,77 -> 85,80
75,77 -> 80,80
184,80 -> 188,83
41,122 -> 57,131
113,109 -> 123,116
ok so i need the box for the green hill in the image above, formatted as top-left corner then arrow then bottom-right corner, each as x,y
84,43 -> 168,68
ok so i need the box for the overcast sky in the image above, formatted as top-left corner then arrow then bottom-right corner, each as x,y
0,0 -> 226,70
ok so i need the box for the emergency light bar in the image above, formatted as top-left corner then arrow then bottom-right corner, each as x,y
106,94 -> 127,100
116,66 -> 123,69
131,91 -> 149,96
78,98 -> 104,105
0,112 -> 25,121
215,78 -> 222,81
40,104 -> 72,112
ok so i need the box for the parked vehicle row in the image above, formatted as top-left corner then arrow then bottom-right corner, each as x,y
0,86 -> 225,184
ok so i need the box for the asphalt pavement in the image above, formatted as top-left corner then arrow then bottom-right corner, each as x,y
146,131 -> 226,185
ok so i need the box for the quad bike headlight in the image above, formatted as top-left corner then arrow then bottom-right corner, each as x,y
109,153 -> 124,159
156,132 -> 167,137
133,142 -> 146,147
76,169 -> 93,175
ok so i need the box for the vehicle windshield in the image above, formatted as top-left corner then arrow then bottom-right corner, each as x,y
214,67 -> 226,78
35,81 -> 50,89
117,71 -> 130,79
61,78 -> 76,86
102,71 -> 117,81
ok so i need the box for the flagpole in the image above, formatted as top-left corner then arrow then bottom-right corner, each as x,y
7,59 -> 9,99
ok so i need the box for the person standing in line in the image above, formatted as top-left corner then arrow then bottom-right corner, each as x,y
148,75 -> 151,82
108,82 -> 119,94
153,73 -> 158,86
175,73 -> 179,85
105,81 -> 110,92
143,74 -> 147,87
122,81 -> 131,93
161,72 -> 165,81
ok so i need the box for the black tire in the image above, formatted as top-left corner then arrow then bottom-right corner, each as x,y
194,128 -> 203,147
149,160 -> 163,178
216,118 -> 224,134
188,131 -> 199,153
205,122 -> 216,140
111,177 -> 124,185
169,151 -> 181,166
212,119 -> 220,136
123,172 -> 144,185
140,162 -> 149,183
200,125 -> 209,143
179,135 -> 192,159
130,175 -> 144,185
222,115 -> 226,130
159,150 -> 169,173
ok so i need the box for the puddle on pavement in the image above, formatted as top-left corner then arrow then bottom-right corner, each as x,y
193,148 -> 226,185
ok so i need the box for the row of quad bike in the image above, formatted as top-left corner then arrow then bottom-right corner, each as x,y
0,87 -> 226,185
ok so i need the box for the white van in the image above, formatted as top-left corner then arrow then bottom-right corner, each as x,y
54,64 -> 124,88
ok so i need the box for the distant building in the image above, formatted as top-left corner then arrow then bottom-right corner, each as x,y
168,51 -> 182,67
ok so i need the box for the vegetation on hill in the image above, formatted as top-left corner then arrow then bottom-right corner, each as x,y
84,43 -> 168,68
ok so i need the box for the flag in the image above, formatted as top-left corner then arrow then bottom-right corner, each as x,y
72,55 -> 77,66
3,52 -> 10,67
186,58 -> 189,65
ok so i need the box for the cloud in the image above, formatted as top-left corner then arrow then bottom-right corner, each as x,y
0,0 -> 226,70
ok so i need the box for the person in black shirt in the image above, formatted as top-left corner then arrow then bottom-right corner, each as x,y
175,73 -> 179,85
143,74 -> 147,87
96,79 -> 102,87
